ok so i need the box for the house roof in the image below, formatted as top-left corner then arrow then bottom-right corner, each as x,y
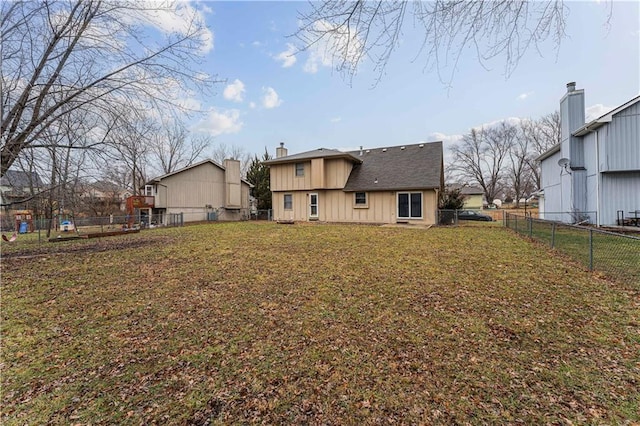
459,186 -> 484,195
0,170 -> 44,188
573,94 -> 640,136
536,144 -> 561,162
263,148 -> 362,165
343,142 -> 443,192
147,159 -> 253,187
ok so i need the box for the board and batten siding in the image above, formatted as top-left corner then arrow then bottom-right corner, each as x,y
601,101 -> 640,172
270,158 -> 354,192
272,189 -> 438,225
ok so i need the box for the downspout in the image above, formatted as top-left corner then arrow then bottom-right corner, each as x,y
595,129 -> 601,227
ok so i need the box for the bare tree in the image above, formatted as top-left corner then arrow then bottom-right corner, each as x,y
525,111 -> 561,189
507,122 -> 531,207
296,1 -> 577,84
102,110 -> 156,195
151,122 -> 211,175
450,124 -> 513,204
1,0 -> 215,176
210,143 -> 251,177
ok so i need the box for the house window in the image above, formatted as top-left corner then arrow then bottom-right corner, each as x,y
144,185 -> 154,196
284,194 -> 293,210
354,192 -> 367,206
398,192 -> 422,219
295,163 -> 304,177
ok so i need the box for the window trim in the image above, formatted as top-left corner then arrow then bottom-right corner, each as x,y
309,192 -> 318,218
397,191 -> 423,219
295,162 -> 305,177
284,193 -> 293,210
354,191 -> 368,208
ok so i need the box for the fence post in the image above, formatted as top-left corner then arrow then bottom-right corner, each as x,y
528,216 -> 533,238
551,222 -> 556,248
515,215 -> 517,233
503,210 -> 506,226
589,229 -> 594,271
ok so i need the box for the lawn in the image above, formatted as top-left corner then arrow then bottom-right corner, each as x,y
2,222 -> 639,424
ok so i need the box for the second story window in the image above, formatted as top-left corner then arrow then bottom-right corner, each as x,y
144,185 -> 154,196
295,163 -> 304,177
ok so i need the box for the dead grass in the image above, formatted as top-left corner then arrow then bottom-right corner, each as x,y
1,222 -> 639,424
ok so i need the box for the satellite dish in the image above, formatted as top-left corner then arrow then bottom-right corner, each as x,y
558,158 -> 570,167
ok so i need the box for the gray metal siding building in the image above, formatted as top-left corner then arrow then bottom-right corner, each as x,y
539,83 -> 640,226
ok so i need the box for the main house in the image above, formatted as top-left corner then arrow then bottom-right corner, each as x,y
143,159 -> 252,224
537,82 -> 640,226
264,141 -> 444,225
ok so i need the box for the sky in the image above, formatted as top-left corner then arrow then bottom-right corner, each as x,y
163,1 -> 640,161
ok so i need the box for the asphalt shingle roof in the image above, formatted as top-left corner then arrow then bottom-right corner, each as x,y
0,170 -> 44,188
264,148 -> 362,165
343,142 -> 443,192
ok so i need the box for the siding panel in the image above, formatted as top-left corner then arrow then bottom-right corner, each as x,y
604,102 -> 640,171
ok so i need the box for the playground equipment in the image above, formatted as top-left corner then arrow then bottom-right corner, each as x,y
15,210 -> 34,233
2,232 -> 18,242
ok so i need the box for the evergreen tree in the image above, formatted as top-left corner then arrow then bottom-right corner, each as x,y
246,149 -> 272,210
439,187 -> 465,210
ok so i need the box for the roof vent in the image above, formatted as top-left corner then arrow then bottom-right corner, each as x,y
419,144 -> 424,148
359,146 -> 363,156
400,146 -> 405,150
382,148 -> 387,152
365,150 -> 370,153
566,81 -> 576,93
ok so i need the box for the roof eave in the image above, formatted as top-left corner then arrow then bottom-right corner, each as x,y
536,144 -> 561,162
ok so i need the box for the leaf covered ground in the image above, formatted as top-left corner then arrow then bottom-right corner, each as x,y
1,222 -> 639,424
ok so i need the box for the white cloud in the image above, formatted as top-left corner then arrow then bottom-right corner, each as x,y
252,41 -> 264,47
262,87 -> 282,109
193,108 -> 243,136
586,104 -> 613,122
517,91 -> 534,100
249,101 -> 257,109
223,79 -> 245,102
131,2 -> 214,54
303,20 -> 363,74
330,117 -> 342,123
274,43 -> 297,68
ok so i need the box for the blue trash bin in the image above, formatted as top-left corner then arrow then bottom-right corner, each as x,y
19,221 -> 28,234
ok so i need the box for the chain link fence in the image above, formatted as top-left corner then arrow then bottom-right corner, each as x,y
505,212 -> 640,287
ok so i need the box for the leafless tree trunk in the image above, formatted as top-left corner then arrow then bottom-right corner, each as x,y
450,124 -> 513,204
107,112 -> 155,196
210,143 -> 251,177
1,0 -> 215,176
296,1 -> 575,85
151,121 -> 211,175
525,111 -> 561,189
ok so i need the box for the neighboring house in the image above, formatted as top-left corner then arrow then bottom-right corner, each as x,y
78,180 -> 129,214
459,186 -> 485,210
538,82 -> 640,226
265,141 -> 444,225
0,170 -> 45,207
144,159 -> 252,224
